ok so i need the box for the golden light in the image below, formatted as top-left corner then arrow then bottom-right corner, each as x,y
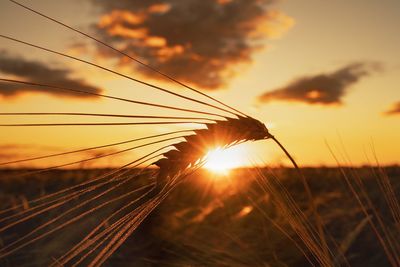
203,146 -> 246,174
235,205 -> 254,219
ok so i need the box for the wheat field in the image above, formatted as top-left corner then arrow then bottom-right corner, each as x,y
0,0 -> 399,266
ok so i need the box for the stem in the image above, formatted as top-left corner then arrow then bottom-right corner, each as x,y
270,135 -> 332,266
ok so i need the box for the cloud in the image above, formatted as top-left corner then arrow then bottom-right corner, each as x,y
257,62 -> 382,105
384,101 -> 400,115
0,51 -> 102,98
91,0 -> 293,90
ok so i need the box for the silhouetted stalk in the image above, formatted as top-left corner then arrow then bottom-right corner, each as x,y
270,135 -> 332,266
326,143 -> 399,267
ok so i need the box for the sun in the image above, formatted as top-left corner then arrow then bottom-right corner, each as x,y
203,146 -> 245,174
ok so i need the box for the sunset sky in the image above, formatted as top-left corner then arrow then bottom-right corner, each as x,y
0,0 -> 399,168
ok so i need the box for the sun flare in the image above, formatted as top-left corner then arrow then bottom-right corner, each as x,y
203,146 -> 245,174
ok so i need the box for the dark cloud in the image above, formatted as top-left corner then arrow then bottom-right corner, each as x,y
258,62 -> 382,105
0,51 -> 102,98
384,101 -> 400,115
91,0 -> 292,89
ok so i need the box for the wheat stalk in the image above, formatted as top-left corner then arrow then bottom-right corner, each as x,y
0,1 -> 336,266
154,116 -> 272,186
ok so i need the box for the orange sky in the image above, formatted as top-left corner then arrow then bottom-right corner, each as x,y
0,0 -> 399,168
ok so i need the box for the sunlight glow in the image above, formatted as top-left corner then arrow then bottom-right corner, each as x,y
203,146 -> 245,174
235,205 -> 254,219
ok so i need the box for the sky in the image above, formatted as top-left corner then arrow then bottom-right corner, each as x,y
0,0 -> 399,168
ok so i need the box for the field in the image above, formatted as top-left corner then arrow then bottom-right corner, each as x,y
0,2 -> 399,266
1,167 -> 399,266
